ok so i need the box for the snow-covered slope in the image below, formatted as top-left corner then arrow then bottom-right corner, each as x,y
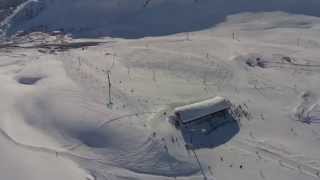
1,11 -> 320,180
2,0 -> 320,38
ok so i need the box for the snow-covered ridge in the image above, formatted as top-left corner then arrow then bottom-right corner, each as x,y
2,0 -> 320,38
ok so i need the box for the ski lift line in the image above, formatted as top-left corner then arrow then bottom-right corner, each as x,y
70,53 -> 231,88
247,71 -> 301,95
37,91 -> 133,123
114,77 -> 227,87
70,56 -> 111,79
191,149 -> 208,180
265,65 -> 320,72
105,53 -> 117,72
265,61 -> 320,68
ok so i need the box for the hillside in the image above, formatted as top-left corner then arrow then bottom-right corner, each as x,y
0,0 -> 26,22
1,0 -> 320,38
1,1 -> 320,180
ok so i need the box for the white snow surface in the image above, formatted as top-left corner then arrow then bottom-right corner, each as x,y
1,9 -> 320,180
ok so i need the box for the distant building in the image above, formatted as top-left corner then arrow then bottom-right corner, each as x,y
50,30 -> 63,36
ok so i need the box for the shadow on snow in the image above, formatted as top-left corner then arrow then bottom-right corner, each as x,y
180,111 -> 239,150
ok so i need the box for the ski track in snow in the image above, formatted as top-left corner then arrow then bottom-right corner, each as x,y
0,109 -> 200,179
229,138 -> 320,178
59,39 -> 320,179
